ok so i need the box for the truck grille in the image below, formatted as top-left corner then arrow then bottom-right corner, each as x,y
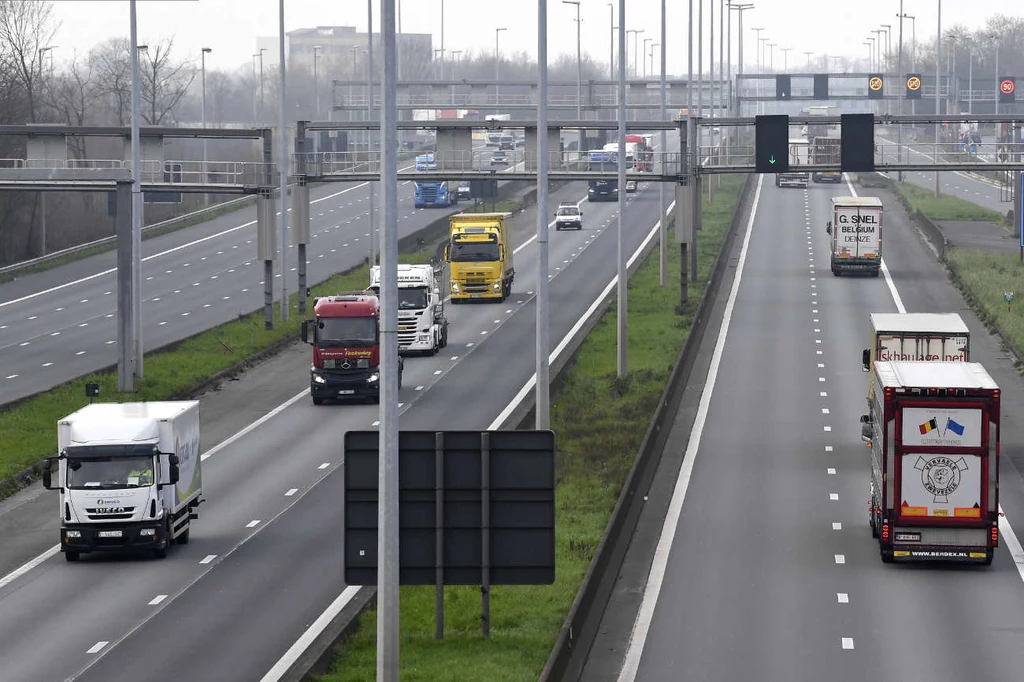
85,506 -> 136,521
397,313 -> 423,347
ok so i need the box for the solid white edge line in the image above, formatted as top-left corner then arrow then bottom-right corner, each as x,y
0,162 -> 421,310
257,586 -> 361,682
847,171 -> 1024,582
614,175 -> 764,682
0,544 -> 59,590
260,185 -> 676,682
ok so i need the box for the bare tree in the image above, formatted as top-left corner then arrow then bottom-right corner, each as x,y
47,52 -> 97,159
140,37 -> 196,125
89,37 -> 130,126
0,0 -> 58,122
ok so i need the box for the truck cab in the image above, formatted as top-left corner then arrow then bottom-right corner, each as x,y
369,263 -> 449,355
301,293 -> 402,405
776,138 -> 810,188
445,213 -> 514,303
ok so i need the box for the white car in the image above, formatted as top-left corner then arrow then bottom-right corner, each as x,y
625,180 -> 638,193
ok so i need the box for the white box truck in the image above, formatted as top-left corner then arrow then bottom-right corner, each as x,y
826,196 -> 883,276
43,401 -> 203,561
368,263 -> 449,355
863,312 -> 971,409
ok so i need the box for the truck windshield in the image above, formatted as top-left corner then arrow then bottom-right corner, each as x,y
66,456 -> 155,490
398,288 -> 429,310
449,241 -> 500,262
317,317 -> 377,347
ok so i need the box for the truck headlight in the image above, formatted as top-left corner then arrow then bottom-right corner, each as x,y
139,528 -> 156,536
367,371 -> 379,384
451,282 -> 459,292
65,530 -> 81,538
492,282 -> 501,290
313,373 -> 327,384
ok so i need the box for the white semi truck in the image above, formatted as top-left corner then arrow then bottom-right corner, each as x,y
826,196 -> 883,276
43,401 -> 203,562
369,263 -> 449,355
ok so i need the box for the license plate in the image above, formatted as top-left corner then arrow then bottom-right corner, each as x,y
895,532 -> 921,542
338,389 -> 355,395
98,530 -> 122,538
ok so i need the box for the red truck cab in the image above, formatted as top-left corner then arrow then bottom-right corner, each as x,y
301,293 -> 402,405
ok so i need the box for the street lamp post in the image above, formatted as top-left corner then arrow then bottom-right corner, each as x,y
992,35 -> 1000,115
864,40 -> 873,71
643,37 -> 651,78
881,24 -> 891,68
650,42 -> 658,81
313,45 -> 321,124
804,51 -> 812,70
608,3 -> 614,80
626,29 -> 641,78
277,0 -> 288,322
562,0 -> 582,147
495,27 -> 506,102
780,46 -> 790,71
201,47 -> 211,204
728,3 -> 754,121
449,49 -> 461,104
258,46 -> 267,119
251,54 -> 259,122
766,42 -> 775,72
129,0 -> 145,380
38,44 -> 57,255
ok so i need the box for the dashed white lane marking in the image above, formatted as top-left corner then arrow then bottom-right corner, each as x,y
833,522 -> 842,530
823,426 -> 832,432
246,520 -> 261,528
415,385 -> 424,391
818,377 -> 826,382
829,493 -> 839,501
820,392 -> 827,397
825,446 -> 833,452
285,488 -> 298,497
86,642 -> 109,654
837,593 -> 849,604
318,462 -> 330,470
835,554 -> 846,564
372,420 -> 380,427
148,594 -> 168,605
822,408 -> 830,414
827,468 -> 836,475
4,374 -> 16,379
841,637 -> 854,650
200,555 -> 217,564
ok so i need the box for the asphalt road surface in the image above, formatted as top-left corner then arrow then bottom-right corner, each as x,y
0,171 -> 676,681
0,152 -> 541,405
585,174 -> 1024,682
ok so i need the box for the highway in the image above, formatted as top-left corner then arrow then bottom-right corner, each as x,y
590,174 -> 1024,681
0,151 -> 518,406
877,136 -> 1009,215
0,168 -> 673,681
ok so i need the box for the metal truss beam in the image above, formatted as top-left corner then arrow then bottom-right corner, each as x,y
0,124 -> 266,139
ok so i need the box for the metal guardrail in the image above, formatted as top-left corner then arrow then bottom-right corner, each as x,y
0,195 -> 253,277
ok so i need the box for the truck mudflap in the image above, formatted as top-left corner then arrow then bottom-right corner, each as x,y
61,520 -> 169,555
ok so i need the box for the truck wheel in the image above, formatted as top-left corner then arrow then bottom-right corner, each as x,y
153,546 -> 168,559
869,511 -> 878,538
872,268 -> 880,278
64,551 -> 80,562
440,325 -> 448,349
880,546 -> 894,564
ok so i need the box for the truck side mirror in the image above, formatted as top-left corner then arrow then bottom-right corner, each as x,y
500,245 -> 506,259
826,221 -> 832,235
41,458 -> 52,490
301,320 -> 315,345
860,414 -> 871,424
861,423 -> 873,443
862,348 -> 870,371
443,244 -> 450,259
168,454 -> 180,485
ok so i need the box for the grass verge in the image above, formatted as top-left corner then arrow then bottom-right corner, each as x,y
894,181 -> 1006,224
943,249 -> 1024,368
313,174 -> 747,682
462,199 -> 522,214
0,248 -> 434,495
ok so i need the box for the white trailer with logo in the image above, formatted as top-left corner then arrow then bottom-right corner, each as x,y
43,401 -> 203,561
863,361 -> 1000,564
863,312 -> 971,408
368,263 -> 449,355
826,196 -> 883,276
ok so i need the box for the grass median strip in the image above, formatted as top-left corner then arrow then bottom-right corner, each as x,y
894,181 -> 1006,224
0,251 -> 432,494
314,174 -> 747,682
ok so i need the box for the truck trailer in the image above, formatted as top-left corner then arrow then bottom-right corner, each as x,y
826,196 -> 883,276
368,263 -> 449,355
43,401 -> 203,561
445,212 -> 515,302
864,361 -> 1000,564
863,312 -> 970,407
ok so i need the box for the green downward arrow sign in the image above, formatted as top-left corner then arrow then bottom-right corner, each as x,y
768,155 -> 776,164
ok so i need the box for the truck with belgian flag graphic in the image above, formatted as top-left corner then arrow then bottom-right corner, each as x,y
861,361 -> 1000,565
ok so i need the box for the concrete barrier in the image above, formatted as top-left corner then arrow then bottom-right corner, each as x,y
536,174 -> 757,682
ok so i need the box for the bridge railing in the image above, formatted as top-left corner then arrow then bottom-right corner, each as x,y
17,158 -> 278,186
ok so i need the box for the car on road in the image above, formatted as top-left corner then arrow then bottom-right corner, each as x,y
491,151 -> 509,165
554,202 -> 583,230
625,179 -> 638,193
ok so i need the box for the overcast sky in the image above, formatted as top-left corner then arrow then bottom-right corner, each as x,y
46,0 -> 1019,75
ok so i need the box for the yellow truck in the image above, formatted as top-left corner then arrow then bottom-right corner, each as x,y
444,212 -> 515,303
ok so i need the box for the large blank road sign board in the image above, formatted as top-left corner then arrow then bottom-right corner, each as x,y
344,429 -> 556,586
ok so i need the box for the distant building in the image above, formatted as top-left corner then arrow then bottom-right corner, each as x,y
255,25 -> 433,75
